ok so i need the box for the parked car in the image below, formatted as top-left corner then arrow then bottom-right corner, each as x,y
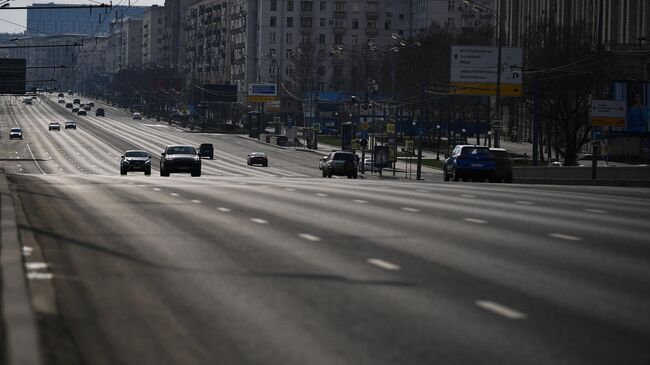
132,112 -> 142,120
95,108 -> 105,116
198,143 -> 214,159
65,103 -> 73,109
160,145 -> 201,177
65,121 -> 76,129
120,150 -> 151,175
444,145 -> 496,182
322,151 -> 358,178
9,127 -> 22,140
247,152 -> 268,166
48,122 -> 61,131
490,148 -> 513,183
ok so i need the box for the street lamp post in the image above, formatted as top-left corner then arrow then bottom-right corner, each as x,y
436,124 -> 441,160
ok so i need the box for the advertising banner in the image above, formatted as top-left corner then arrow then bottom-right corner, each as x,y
611,81 -> 650,133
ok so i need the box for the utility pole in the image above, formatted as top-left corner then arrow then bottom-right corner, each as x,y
494,0 -> 503,148
416,83 -> 426,180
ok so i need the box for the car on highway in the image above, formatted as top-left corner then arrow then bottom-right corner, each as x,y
57,92 -> 64,98
322,151 -> 358,178
160,145 -> 201,177
22,98 -> 32,105
73,98 -> 80,104
490,148 -> 513,183
77,109 -> 87,116
198,143 -> 214,159
247,152 -> 268,166
48,122 -> 61,131
132,112 -> 142,120
58,98 -> 65,104
120,150 -> 152,176
72,106 -> 79,113
95,108 -> 105,117
65,103 -> 73,109
88,101 -> 94,107
443,145 -> 496,182
65,121 -> 76,129
318,155 -> 327,170
9,127 -> 22,140
83,104 -> 91,111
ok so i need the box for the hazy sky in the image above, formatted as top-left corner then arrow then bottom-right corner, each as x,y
0,0 -> 164,33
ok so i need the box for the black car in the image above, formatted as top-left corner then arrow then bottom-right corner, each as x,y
65,103 -> 73,109
64,121 -> 76,129
95,108 -> 105,116
120,150 -> 151,175
247,152 -> 268,166
160,145 -> 201,177
490,148 -> 513,183
322,151 -> 358,178
198,143 -> 214,159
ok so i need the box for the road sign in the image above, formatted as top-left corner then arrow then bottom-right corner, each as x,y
450,46 -> 523,97
386,123 -> 395,134
591,100 -> 626,127
312,123 -> 321,132
591,128 -> 604,141
247,83 -> 278,102
405,140 -> 414,153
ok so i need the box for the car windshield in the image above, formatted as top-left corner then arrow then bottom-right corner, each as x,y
125,151 -> 148,157
461,147 -> 490,155
334,153 -> 355,161
167,146 -> 196,155
11,128 -> 20,132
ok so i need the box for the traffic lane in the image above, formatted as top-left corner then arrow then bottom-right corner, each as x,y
120,176 -> 650,364
12,174 -> 503,365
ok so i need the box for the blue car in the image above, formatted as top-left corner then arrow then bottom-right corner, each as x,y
443,145 -> 496,182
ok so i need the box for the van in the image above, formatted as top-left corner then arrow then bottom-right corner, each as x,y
95,108 -> 105,116
198,143 -> 214,159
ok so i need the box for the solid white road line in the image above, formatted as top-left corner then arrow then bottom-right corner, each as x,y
401,207 -> 420,212
250,218 -> 268,224
549,233 -> 582,241
464,218 -> 488,224
298,233 -> 321,242
367,258 -> 401,271
217,207 -> 231,212
476,300 -> 527,320
584,208 -> 607,214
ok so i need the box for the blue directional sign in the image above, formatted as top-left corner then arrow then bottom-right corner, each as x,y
591,128 -> 604,142
248,83 -> 277,96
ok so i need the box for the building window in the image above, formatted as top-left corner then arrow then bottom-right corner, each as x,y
271,0 -> 277,11
448,0 -> 455,12
301,1 -> 313,11
320,18 -> 326,26
385,11 -> 391,18
319,1 -> 326,11
446,17 -> 455,29
287,17 -> 294,27
285,66 -> 293,75
367,2 -> 378,12
286,33 -> 293,43
269,48 -> 277,58
367,20 -> 376,29
335,1 -> 345,11
270,32 -> 276,43
352,2 -> 359,12
352,34 -> 358,44
399,13 -> 404,20
286,49 -> 293,58
334,18 -> 345,27
287,0 -> 293,11
334,34 -> 343,44
319,34 -> 325,44
301,35 -> 311,44
270,16 -> 277,26
301,16 -> 312,27
318,66 -> 325,76
384,20 -> 391,30
269,65 -> 276,75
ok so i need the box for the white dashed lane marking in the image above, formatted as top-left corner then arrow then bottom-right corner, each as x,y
584,208 -> 607,214
401,207 -> 420,212
549,233 -> 582,241
367,258 -> 401,271
153,188 -> 161,191
250,218 -> 268,224
170,193 -> 180,197
476,300 -> 527,320
217,207 -> 231,212
284,188 -> 296,191
298,233 -> 321,242
315,193 -> 328,197
190,200 -> 202,204
353,199 -> 368,204
460,194 -> 476,198
515,201 -> 534,205
464,218 -> 488,224
24,262 -> 48,270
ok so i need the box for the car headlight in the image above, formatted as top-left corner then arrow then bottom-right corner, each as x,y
165,156 -> 174,161
194,156 -> 200,161
145,160 -> 151,165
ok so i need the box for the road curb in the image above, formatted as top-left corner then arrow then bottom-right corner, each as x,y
0,170 -> 42,365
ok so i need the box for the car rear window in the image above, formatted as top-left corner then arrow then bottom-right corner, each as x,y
333,153 -> 355,161
167,146 -> 196,155
492,150 -> 507,158
461,147 -> 490,155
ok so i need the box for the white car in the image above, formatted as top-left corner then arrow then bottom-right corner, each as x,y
9,127 -> 22,139
48,122 -> 61,131
132,112 -> 142,120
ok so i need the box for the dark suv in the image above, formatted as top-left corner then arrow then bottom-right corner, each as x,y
120,150 -> 151,175
160,145 -> 201,177
443,145 -> 496,182
490,148 -> 513,183
198,143 -> 214,159
322,151 -> 358,179
95,108 -> 105,116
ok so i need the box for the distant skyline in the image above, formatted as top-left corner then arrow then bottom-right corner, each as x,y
0,0 -> 164,33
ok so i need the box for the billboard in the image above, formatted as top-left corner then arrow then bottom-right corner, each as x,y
450,46 -> 523,97
247,83 -> 277,102
0,59 -> 26,95
612,81 -> 650,133
591,100 -> 626,127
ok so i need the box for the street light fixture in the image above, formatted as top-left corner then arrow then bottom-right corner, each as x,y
436,124 -> 441,160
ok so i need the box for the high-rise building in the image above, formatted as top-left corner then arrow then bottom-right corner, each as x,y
112,17 -> 144,70
26,3 -> 147,36
412,0 -> 495,33
143,5 -> 166,67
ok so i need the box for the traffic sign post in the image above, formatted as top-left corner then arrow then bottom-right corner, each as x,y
450,46 -> 523,97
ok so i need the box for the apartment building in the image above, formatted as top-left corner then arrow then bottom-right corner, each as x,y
112,17 -> 144,69
412,0 -> 495,33
26,3 -> 146,35
143,5 -> 166,67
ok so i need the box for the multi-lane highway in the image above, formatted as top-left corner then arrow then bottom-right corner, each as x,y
1,95 -> 649,365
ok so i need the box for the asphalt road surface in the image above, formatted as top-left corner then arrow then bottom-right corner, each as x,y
1,95 -> 649,365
